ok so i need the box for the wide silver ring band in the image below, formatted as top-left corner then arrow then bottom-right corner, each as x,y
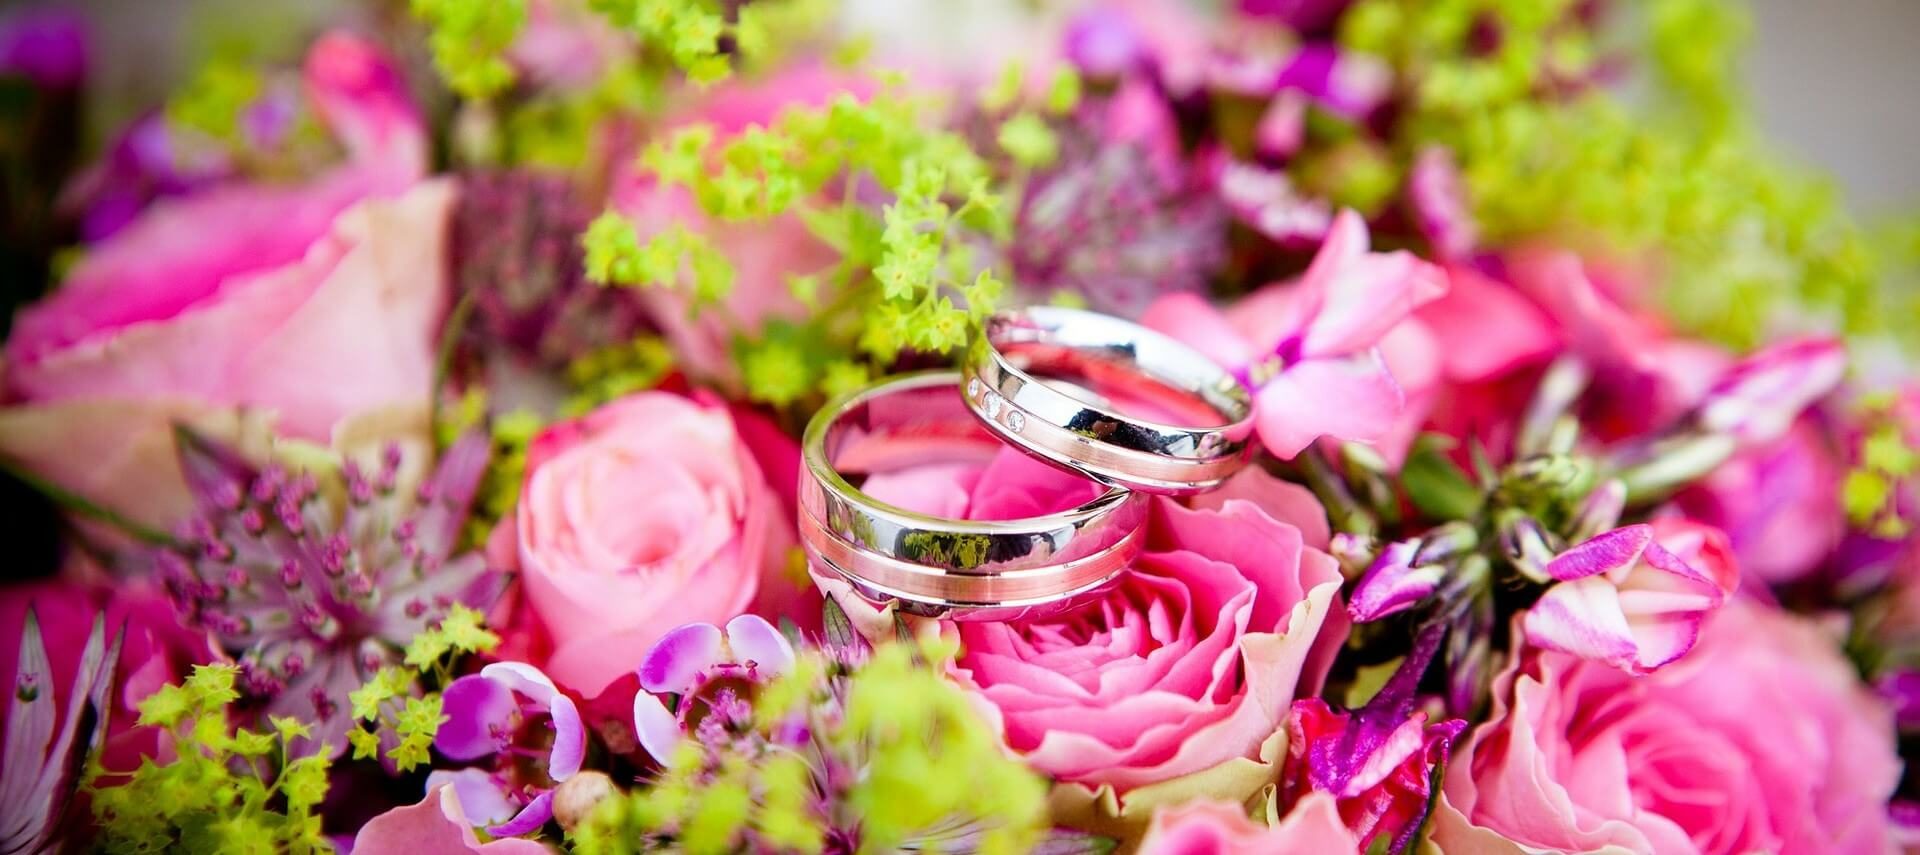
964,306 -> 1255,494
799,372 -> 1148,621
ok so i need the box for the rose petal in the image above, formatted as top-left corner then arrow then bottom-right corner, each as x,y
636,623 -> 725,695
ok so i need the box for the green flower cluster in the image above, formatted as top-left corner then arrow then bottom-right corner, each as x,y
411,0 -> 528,99
345,605 -> 501,771
583,80 -> 1011,407
1846,393 -> 1919,539
1339,0 -> 1904,351
88,666 -> 334,854
573,639 -> 1051,854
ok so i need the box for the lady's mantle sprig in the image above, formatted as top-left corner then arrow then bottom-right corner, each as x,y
583,81 -> 1011,406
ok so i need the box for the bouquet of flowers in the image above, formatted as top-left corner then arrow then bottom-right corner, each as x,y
1,0 -> 1916,852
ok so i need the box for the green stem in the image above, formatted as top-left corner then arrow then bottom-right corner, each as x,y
0,455 -> 175,546
429,289 -> 479,445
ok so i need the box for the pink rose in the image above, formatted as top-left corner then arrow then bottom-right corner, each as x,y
1434,600 -> 1900,854
1134,794 -> 1360,855
494,391 -> 802,697
0,578 -> 210,774
949,463 -> 1346,797
0,31 -> 443,532
610,65 -> 863,387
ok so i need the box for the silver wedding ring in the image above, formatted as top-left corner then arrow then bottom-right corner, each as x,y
800,307 -> 1254,619
964,306 -> 1254,494
800,372 -> 1146,621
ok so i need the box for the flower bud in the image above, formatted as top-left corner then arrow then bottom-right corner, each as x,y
1517,356 -> 1592,458
1348,540 -> 1447,622
1567,478 -> 1627,544
552,770 -> 619,833
1498,513 -> 1558,584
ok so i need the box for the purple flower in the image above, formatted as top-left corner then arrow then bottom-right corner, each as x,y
1521,524 -> 1736,674
154,429 -> 502,755
1236,0 -> 1354,33
1,608 -> 120,853
433,661 -> 586,837
1347,540 -> 1445,622
1062,8 -> 1146,78
630,615 -> 797,767
0,6 -> 87,89
1216,159 -> 1333,247
1697,336 -> 1847,445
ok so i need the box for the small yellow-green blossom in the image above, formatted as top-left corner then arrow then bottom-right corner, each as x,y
410,0 -> 527,99
92,664 -> 333,854
344,606 -> 499,773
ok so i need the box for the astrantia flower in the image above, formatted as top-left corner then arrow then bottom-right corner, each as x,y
1521,522 -> 1737,674
998,89 -> 1226,315
452,169 -> 653,371
1,609 -> 119,854
153,429 -> 502,753
433,661 -> 587,837
1143,209 -> 1448,458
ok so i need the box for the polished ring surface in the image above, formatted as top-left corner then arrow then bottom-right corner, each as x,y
964,306 -> 1254,494
799,372 -> 1146,620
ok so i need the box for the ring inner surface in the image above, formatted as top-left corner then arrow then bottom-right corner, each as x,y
802,374 -> 1140,577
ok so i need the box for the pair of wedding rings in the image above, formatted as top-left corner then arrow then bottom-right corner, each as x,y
798,306 -> 1256,621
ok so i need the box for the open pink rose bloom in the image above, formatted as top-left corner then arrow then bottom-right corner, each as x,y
3,1 -> 1915,852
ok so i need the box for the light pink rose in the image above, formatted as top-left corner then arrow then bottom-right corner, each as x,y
949,464 -> 1346,795
494,391 -> 802,697
1435,600 -> 1900,855
0,31 -> 442,532
610,65 -> 865,387
1134,794 -> 1360,855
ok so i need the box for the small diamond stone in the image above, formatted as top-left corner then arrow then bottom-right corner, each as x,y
1004,410 -> 1026,433
967,377 -> 982,398
983,391 -> 1004,419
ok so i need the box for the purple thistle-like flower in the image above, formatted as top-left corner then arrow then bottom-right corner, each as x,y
452,170 -> 654,370
1,609 -> 121,853
985,92 -> 1227,317
155,428 -> 502,755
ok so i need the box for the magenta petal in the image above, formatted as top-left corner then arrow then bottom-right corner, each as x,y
637,622 -> 725,695
1253,351 -> 1403,458
486,790 -> 553,838
1294,210 -> 1449,359
1698,336 -> 1846,445
632,691 -> 682,767
546,694 -> 585,781
1544,525 -> 1653,582
1347,541 -> 1444,622
1523,578 -> 1639,668
477,662 -> 558,706
1140,292 -> 1258,373
724,614 -> 795,681
424,768 -> 519,827
434,675 -> 516,760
